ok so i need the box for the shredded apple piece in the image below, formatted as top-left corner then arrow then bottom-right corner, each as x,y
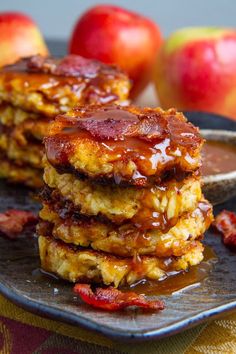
213,210 -> 236,249
0,209 -> 37,239
74,284 -> 165,311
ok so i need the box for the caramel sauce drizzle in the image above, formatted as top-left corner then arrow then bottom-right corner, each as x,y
124,246 -> 217,296
46,107 -> 202,186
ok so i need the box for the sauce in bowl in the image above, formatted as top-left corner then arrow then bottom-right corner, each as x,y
201,140 -> 236,176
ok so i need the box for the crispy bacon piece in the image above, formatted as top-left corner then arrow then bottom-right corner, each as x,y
74,284 -> 165,311
213,210 -> 236,249
26,55 -> 120,78
0,209 -> 37,239
54,105 -> 201,145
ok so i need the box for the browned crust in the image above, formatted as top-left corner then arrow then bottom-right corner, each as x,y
0,56 -> 130,116
40,170 -> 202,228
45,105 -> 203,186
0,155 -> 43,188
40,232 -> 204,266
38,234 -> 205,286
47,104 -> 202,145
37,199 -> 213,257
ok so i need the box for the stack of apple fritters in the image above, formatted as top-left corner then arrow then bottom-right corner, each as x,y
38,104 -> 213,287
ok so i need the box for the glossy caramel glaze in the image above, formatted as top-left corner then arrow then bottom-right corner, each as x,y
45,105 -> 203,186
37,199 -> 213,257
38,234 -> 205,286
41,170 -> 203,229
39,245 -> 216,295
124,246 -> 217,295
0,56 -> 130,116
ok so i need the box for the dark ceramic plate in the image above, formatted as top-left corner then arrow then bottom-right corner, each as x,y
0,111 -> 235,342
184,110 -> 236,131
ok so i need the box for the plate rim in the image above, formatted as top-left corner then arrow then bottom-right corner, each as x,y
0,278 -> 235,342
0,111 -> 235,342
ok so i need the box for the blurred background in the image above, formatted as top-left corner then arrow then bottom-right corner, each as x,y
1,0 -> 236,114
0,0 -> 235,55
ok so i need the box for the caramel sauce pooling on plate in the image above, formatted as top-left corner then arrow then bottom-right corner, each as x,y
124,246 -> 217,296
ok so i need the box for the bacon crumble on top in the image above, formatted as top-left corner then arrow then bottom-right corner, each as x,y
26,55 -> 124,78
51,105 -> 202,144
44,105 -> 203,187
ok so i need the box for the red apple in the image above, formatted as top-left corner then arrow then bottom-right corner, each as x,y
69,5 -> 162,98
0,12 -> 49,67
154,27 -> 236,120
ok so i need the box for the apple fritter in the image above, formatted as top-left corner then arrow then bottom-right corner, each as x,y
38,235 -> 204,287
43,162 -> 202,228
0,107 -> 50,144
0,134 -> 43,169
38,200 -> 213,257
0,104 -> 40,126
0,55 -> 130,117
45,104 -> 203,186
0,157 -> 43,187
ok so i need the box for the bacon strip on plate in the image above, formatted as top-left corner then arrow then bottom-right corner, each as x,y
74,284 -> 165,311
0,209 -> 37,239
213,210 -> 236,249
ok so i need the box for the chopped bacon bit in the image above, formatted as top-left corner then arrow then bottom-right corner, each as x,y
27,55 -> 119,78
0,209 -> 37,239
213,210 -> 236,249
55,105 -> 201,146
74,284 -> 165,311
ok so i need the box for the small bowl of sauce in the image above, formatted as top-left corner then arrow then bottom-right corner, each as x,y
201,129 -> 236,204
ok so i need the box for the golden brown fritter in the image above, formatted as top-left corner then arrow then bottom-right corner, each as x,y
0,134 -> 43,169
38,235 -> 204,286
45,105 -> 203,186
0,105 -> 50,142
8,118 -> 49,144
0,110 -> 51,169
0,104 -> 40,126
0,55 -> 130,117
0,111 -> 48,184
43,162 -> 202,228
0,55 -> 130,188
0,157 -> 43,187
38,200 -> 213,257
0,105 -> 49,180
